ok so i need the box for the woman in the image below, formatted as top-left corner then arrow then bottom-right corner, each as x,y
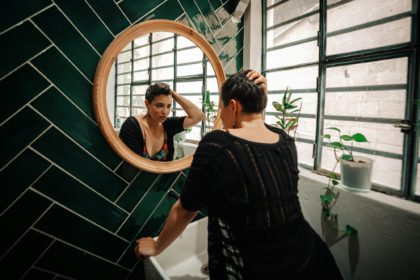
135,70 -> 342,279
119,82 -> 204,161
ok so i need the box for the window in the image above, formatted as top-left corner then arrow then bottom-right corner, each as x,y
112,32 -> 218,143
263,0 -> 419,201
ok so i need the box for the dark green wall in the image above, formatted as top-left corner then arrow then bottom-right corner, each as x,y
0,0 -> 243,278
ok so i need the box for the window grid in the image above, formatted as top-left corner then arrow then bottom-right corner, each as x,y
262,0 -> 419,201
114,33 -> 215,142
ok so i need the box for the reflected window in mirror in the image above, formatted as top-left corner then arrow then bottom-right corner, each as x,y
107,32 -> 219,161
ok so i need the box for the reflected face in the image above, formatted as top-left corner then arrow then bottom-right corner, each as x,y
145,94 -> 172,123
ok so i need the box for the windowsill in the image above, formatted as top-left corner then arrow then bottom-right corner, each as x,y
299,168 -> 420,215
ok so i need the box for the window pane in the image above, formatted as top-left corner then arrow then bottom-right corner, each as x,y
133,58 -> 149,71
327,18 -> 411,55
117,85 -> 130,95
267,0 -> 319,28
152,38 -> 174,55
178,63 -> 203,77
117,51 -> 131,63
177,81 -> 202,94
178,36 -> 195,48
153,32 -> 173,42
266,40 -> 318,69
326,57 -> 408,88
267,66 -> 318,90
132,94 -> 146,107
132,85 -> 148,96
133,70 -> 149,81
117,96 -> 130,106
207,61 -> 215,76
152,67 -> 174,80
327,0 -> 411,33
117,74 -> 131,84
152,53 -> 174,67
206,77 -> 219,93
117,62 -> 131,73
177,47 -> 203,64
267,92 -> 317,115
116,107 -> 130,118
267,13 -> 319,48
134,45 -> 149,59
134,35 -> 149,47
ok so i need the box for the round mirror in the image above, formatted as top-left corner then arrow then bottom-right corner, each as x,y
93,20 -> 225,173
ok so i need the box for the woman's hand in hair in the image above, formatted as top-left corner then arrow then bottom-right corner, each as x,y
247,70 -> 268,94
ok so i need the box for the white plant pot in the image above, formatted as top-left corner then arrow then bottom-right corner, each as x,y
340,156 -> 373,193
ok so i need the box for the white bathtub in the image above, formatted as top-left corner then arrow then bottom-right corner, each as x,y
145,217 -> 209,280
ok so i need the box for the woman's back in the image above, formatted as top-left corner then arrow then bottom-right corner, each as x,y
180,125 -> 342,279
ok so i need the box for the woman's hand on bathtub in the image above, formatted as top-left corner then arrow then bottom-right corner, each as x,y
135,237 -> 158,259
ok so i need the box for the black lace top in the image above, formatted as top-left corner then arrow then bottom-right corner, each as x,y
180,125 -> 342,279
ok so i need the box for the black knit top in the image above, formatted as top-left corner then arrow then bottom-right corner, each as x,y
180,125 -> 342,279
118,116 -> 185,161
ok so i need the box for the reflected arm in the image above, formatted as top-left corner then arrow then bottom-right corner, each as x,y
172,91 -> 204,129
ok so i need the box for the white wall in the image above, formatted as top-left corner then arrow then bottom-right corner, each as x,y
299,169 -> 420,280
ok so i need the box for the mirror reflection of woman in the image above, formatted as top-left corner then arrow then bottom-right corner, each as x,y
119,83 -> 204,161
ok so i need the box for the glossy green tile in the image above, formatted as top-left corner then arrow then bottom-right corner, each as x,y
119,0 -> 163,23
32,166 -> 128,232
22,267 -> 55,280
0,149 -> 50,213
36,241 -> 129,279
32,127 -> 127,201
216,19 -> 242,50
177,14 -> 194,29
140,0 -> 183,21
208,0 -> 224,11
0,21 -> 50,78
54,0 -> 114,53
0,107 -> 49,168
86,0 -> 130,36
33,6 -> 100,80
195,0 -> 222,31
171,172 -> 187,194
35,205 -> 128,262
224,48 -> 243,75
115,161 -> 140,183
31,47 -> 94,118
0,64 -> 49,123
118,194 -> 176,269
31,87 -> 121,169
140,195 -> 176,238
215,1 -> 235,26
0,0 -> 51,32
178,0 -> 219,52
117,172 -> 179,240
0,190 -> 52,255
116,171 -> 160,212
126,261 -> 145,280
218,28 -> 243,65
0,230 -> 53,279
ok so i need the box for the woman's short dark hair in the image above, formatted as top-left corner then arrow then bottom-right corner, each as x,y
145,82 -> 172,103
221,70 -> 267,113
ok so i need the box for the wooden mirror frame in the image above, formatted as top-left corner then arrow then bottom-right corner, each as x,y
93,19 -> 225,173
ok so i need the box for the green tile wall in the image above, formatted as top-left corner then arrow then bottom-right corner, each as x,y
0,0 -> 242,278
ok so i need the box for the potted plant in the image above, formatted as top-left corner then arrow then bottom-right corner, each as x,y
202,90 -> 217,134
322,127 -> 373,192
272,87 -> 302,138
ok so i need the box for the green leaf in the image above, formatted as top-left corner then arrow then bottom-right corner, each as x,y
320,194 -> 335,203
332,179 -> 339,185
341,154 -> 353,161
290,97 -> 302,104
340,135 -> 353,141
345,225 -> 358,237
352,133 -> 368,142
322,134 -> 331,139
326,127 -> 341,133
327,172 -> 337,179
328,142 -> 344,149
